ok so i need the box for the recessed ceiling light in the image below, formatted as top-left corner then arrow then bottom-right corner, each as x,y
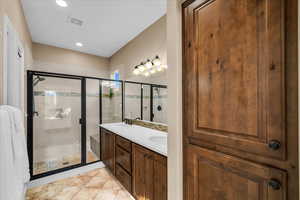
76,42 -> 83,47
56,0 -> 68,7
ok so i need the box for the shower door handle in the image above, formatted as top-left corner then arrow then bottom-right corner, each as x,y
79,118 -> 83,124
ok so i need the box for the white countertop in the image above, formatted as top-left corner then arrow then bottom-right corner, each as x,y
99,123 -> 167,157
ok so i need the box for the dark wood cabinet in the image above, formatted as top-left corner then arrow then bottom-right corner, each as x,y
100,128 -> 168,198
132,144 -> 167,200
116,145 -> 132,173
115,163 -> 132,193
183,0 -> 298,199
101,128 -> 115,174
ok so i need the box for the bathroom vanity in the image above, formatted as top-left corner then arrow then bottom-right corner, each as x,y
100,123 -> 167,200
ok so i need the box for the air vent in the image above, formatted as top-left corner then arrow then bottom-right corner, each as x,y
67,16 -> 83,26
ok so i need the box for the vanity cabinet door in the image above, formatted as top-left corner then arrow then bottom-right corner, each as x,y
132,144 -> 154,200
132,144 -> 167,200
153,153 -> 167,200
101,128 -> 115,174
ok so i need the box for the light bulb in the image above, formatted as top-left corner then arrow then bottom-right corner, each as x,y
139,65 -> 145,72
76,42 -> 83,47
145,60 -> 153,69
153,56 -> 161,66
56,0 -> 68,7
157,66 -> 162,72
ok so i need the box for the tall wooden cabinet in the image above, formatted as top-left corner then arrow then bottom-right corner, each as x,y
182,0 -> 298,199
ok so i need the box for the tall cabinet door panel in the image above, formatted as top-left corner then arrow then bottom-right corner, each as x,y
132,144 -> 167,200
184,0 -> 285,160
186,145 -> 287,200
153,154 -> 167,200
132,144 -> 154,200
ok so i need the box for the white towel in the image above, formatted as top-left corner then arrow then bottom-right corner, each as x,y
0,105 -> 30,200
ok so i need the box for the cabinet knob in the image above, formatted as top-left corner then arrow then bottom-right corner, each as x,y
268,140 -> 281,150
268,179 -> 281,190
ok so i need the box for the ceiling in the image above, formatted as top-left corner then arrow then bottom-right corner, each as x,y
21,0 -> 166,57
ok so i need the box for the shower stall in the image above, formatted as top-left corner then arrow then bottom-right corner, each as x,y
27,71 -> 123,179
27,71 -> 167,179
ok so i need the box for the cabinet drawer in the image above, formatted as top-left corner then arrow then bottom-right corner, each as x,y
116,136 -> 132,152
116,146 -> 132,173
116,164 -> 132,193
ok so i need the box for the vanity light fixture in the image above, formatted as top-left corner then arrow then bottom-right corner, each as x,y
133,66 -> 140,75
145,59 -> 153,69
153,56 -> 161,66
56,0 -> 68,7
138,63 -> 145,72
133,56 -> 166,77
76,42 -> 83,47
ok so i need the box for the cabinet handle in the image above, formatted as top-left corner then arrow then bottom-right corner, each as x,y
268,179 -> 281,190
268,140 -> 281,150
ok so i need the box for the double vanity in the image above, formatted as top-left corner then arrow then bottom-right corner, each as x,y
100,122 -> 168,200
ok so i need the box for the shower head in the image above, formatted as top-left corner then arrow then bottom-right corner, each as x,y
33,76 -> 46,86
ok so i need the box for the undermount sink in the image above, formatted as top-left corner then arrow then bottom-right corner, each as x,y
149,136 -> 167,145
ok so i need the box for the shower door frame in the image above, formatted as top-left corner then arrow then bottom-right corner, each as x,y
27,70 -> 124,180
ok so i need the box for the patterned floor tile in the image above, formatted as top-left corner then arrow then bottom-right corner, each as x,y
26,168 -> 134,200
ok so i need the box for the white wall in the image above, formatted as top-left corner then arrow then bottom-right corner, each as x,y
0,0 -> 33,104
31,43 -> 110,78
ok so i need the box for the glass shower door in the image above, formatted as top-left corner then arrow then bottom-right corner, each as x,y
31,74 -> 82,176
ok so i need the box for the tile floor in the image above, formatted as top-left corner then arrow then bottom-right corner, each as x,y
26,168 -> 134,200
33,151 -> 99,175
